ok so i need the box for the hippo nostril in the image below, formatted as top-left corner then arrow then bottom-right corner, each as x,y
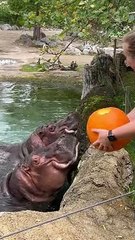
33,160 -> 39,165
32,155 -> 40,165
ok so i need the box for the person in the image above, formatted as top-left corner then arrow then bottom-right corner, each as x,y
91,31 -> 135,152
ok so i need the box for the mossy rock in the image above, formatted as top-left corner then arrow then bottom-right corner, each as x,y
77,87 -> 118,128
76,87 -> 119,156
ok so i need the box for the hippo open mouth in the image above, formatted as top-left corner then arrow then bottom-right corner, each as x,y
7,133 -> 79,203
25,112 -> 80,153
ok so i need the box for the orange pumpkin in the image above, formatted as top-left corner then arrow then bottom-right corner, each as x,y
86,107 -> 131,151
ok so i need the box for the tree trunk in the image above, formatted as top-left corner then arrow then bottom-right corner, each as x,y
81,53 -> 117,99
33,25 -> 41,40
33,4 -> 41,41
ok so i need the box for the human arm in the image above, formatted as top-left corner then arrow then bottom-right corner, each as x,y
127,107 -> 135,121
92,120 -> 135,151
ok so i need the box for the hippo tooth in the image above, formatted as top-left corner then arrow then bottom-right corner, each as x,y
52,161 -> 71,170
74,142 -> 79,162
65,129 -> 75,133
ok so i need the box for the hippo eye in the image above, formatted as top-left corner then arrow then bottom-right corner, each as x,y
49,125 -> 56,132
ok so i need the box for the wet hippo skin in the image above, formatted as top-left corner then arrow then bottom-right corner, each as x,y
0,112 -> 80,212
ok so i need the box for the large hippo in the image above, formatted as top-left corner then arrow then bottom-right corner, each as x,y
0,113 -> 80,212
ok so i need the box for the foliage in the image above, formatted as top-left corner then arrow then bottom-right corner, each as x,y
120,71 -> 135,166
8,0 -> 54,28
0,1 -> 18,24
53,0 -> 135,44
126,141 -> 135,166
6,0 -> 135,43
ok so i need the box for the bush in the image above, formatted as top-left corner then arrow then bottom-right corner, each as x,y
0,1 -> 23,26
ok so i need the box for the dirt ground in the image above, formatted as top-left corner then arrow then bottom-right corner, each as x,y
0,29 -> 93,80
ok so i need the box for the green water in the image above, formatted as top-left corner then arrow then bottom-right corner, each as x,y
0,81 -> 81,143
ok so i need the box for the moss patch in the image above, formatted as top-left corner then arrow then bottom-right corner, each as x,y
21,63 -> 48,72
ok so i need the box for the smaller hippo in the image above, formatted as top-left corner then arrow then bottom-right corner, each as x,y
0,112 -> 80,162
0,111 -> 80,171
25,111 -> 80,154
0,133 -> 79,212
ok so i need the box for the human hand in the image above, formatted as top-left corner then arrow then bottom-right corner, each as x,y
91,128 -> 114,152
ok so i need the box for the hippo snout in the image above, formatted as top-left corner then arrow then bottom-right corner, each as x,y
25,112 -> 80,152
29,134 -> 79,168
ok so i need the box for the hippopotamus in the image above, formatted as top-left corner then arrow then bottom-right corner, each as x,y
0,112 -> 79,159
25,111 -> 80,153
0,112 -> 80,212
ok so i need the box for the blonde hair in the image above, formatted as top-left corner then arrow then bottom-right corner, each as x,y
123,31 -> 135,58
